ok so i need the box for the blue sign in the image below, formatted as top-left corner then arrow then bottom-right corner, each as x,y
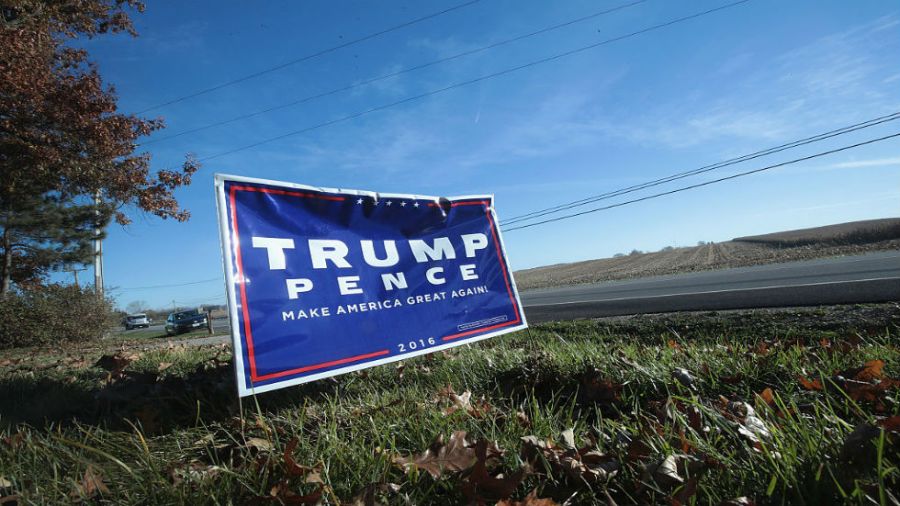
215,174 -> 528,396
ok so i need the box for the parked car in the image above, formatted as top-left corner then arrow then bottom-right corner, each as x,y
123,313 -> 151,330
165,309 -> 208,335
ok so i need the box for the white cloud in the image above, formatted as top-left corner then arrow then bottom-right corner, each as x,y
606,14 -> 900,150
830,157 -> 900,169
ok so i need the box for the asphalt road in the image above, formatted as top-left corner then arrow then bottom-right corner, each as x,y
521,250 -> 900,323
133,251 -> 899,348
127,317 -> 230,334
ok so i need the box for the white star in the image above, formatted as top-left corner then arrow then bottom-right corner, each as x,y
400,201 -> 407,207
356,198 -> 363,204
413,201 -> 420,208
386,201 -> 393,206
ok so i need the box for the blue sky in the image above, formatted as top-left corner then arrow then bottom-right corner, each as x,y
65,0 -> 900,310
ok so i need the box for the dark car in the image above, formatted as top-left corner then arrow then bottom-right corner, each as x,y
165,309 -> 208,335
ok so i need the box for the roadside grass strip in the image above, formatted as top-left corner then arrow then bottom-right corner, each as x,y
1,304 -> 898,504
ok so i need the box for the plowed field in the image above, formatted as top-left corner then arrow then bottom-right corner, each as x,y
515,218 -> 900,290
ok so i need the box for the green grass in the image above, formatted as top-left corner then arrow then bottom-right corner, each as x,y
106,327 -> 220,342
1,304 -> 899,505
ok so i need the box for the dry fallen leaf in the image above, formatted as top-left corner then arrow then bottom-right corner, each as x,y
879,415 -> 900,432
393,431 -> 477,478
169,461 -> 222,486
727,402 -> 770,445
95,352 -> 136,373
521,431 -> 619,485
560,428 -> 577,450
798,376 -> 823,391
283,438 -> 318,478
848,360 -> 885,382
438,386 -> 492,418
757,388 -> 775,406
645,455 -> 682,489
496,489 -> 559,505
267,480 -> 323,505
460,440 -> 524,503
245,437 -> 274,452
70,465 -> 110,500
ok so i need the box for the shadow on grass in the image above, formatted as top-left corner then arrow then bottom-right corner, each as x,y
0,362 -> 345,433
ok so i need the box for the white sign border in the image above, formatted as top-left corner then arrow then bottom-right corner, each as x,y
214,173 -> 528,397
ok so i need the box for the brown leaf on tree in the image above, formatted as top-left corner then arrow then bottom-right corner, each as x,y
496,489 -> 559,506
70,465 -> 109,500
393,431 -> 477,478
1,0 -> 201,292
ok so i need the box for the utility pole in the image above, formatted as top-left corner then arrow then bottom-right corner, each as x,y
63,264 -> 87,289
93,192 -> 104,297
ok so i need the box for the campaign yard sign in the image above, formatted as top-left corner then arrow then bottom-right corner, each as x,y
215,174 -> 527,396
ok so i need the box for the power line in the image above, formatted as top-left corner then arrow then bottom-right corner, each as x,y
502,111 -> 900,226
199,0 -> 751,162
135,1 -> 480,114
115,278 -> 221,291
503,131 -> 900,232
141,0 -> 647,146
